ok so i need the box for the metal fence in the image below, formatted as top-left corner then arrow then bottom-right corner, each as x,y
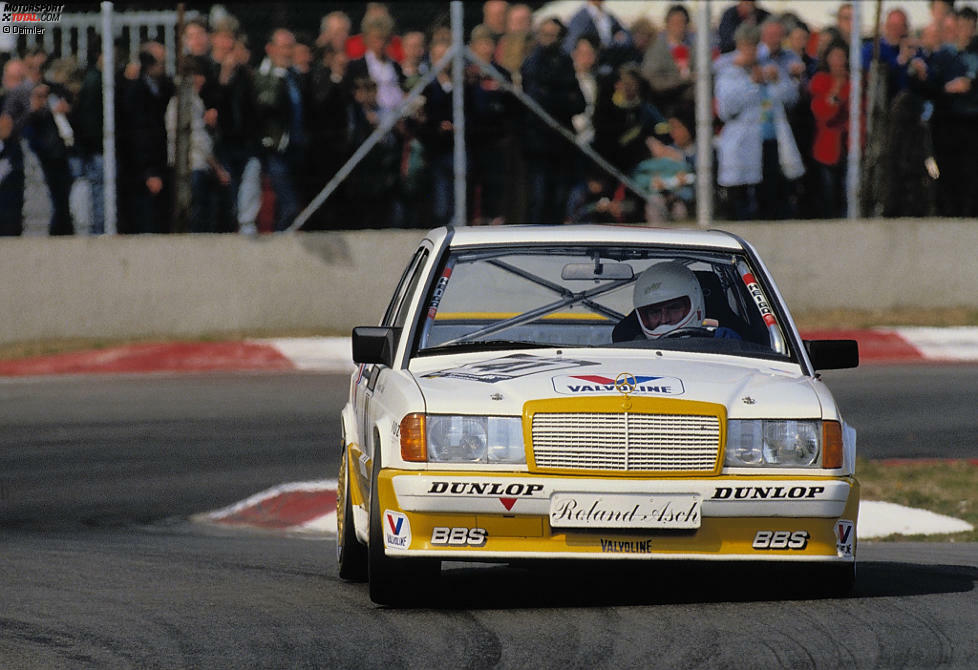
11,8 -> 193,72
9,4 -> 198,235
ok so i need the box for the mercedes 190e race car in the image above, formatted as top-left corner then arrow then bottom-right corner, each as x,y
336,226 -> 860,605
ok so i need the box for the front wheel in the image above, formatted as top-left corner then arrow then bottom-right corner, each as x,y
336,449 -> 367,581
814,561 -> 856,597
367,457 -> 439,606
793,561 -> 855,599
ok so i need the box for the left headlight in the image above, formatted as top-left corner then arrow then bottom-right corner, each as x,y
726,419 -> 830,467
400,414 -> 526,464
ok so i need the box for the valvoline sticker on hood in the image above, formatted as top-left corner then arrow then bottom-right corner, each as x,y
552,373 -> 685,396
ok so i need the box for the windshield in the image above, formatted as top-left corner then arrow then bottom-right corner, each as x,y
414,245 -> 792,360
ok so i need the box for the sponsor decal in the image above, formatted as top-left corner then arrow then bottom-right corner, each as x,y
552,373 -> 685,396
600,538 -> 653,554
426,268 -> 452,320
383,510 -> 411,550
427,481 -> 544,496
428,481 -> 543,510
550,493 -> 701,529
423,354 -> 597,384
741,273 -> 777,327
752,530 -> 810,550
431,527 -> 488,547
711,486 -> 826,500
835,519 -> 854,557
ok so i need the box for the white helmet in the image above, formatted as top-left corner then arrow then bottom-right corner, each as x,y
633,262 -> 705,338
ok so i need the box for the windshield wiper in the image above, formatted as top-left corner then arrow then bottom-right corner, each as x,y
418,340 -> 555,356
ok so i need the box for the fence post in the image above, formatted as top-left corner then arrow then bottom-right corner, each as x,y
695,0 -> 713,229
101,1 -> 118,235
451,1 -> 467,226
172,3 -> 192,233
847,1 -> 862,221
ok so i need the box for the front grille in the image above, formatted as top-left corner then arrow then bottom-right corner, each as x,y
530,412 -> 721,473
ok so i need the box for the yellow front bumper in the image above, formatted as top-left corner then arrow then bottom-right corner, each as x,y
374,469 -> 860,562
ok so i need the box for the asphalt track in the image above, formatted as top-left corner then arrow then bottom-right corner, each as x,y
820,365 -> 978,460
1,369 -> 977,668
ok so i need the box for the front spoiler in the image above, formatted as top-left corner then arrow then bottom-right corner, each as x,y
375,470 -> 860,562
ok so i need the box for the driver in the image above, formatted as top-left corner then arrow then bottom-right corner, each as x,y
612,262 -> 740,341
634,261 -> 705,338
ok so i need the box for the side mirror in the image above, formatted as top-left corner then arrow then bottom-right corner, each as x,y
804,339 -> 859,371
352,326 -> 399,366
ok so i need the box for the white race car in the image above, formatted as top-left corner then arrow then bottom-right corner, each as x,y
336,226 -> 859,605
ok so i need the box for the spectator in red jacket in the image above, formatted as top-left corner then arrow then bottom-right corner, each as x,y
810,40 -> 850,219
346,3 -> 404,64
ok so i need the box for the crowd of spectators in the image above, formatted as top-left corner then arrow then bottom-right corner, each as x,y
1,0 -> 977,235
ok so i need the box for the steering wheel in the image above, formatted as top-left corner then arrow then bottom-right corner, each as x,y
660,326 -> 715,339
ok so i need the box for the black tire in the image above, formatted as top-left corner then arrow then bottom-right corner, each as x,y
820,561 -> 856,597
367,455 -> 439,607
803,561 -> 856,598
336,449 -> 367,581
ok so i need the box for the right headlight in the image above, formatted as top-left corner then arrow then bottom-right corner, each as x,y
399,414 -> 526,464
726,420 -> 842,468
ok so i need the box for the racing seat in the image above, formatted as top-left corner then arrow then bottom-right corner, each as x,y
611,310 -> 644,342
694,271 -> 749,336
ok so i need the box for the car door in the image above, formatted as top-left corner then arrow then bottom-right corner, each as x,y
356,245 -> 431,495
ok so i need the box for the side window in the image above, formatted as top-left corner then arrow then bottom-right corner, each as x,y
392,249 -> 430,329
381,248 -> 428,327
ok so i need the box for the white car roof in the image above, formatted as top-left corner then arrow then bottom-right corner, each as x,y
425,225 -> 746,251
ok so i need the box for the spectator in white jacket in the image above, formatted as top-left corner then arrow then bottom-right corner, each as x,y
714,23 -> 804,221
166,57 -> 229,232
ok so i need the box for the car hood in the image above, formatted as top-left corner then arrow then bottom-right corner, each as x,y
409,349 -> 821,419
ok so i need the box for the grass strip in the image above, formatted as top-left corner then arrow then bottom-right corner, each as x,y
858,457 -> 978,541
792,307 -> 978,330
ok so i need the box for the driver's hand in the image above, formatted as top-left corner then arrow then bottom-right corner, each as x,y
714,326 -> 741,339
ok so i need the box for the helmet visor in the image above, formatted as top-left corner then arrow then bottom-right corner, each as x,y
637,295 -> 692,331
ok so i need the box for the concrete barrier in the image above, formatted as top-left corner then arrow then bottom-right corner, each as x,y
719,219 -> 978,312
0,231 -> 421,344
1,220 -> 975,344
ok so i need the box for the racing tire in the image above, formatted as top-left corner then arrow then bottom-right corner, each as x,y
819,562 -> 856,597
367,456 -> 440,607
336,449 -> 368,582
805,561 -> 856,598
